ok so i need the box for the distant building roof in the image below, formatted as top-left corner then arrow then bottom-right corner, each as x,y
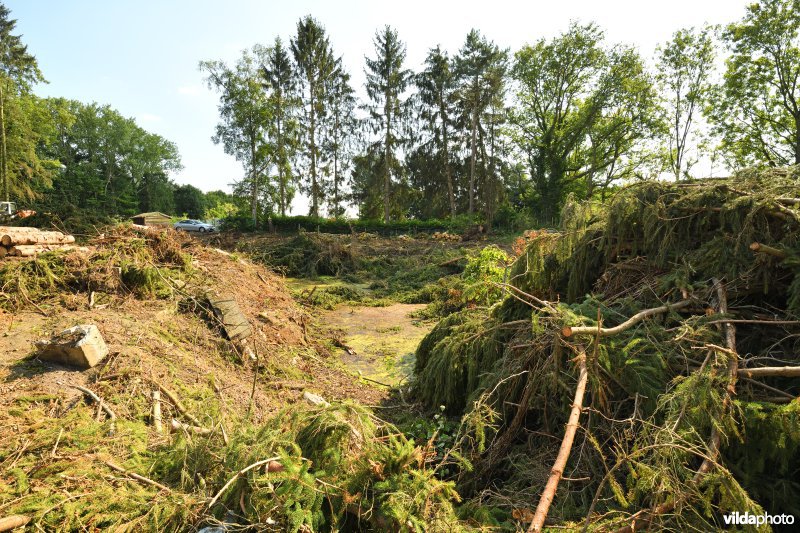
131,212 -> 171,219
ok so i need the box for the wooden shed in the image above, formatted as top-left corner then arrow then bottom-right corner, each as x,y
131,212 -> 172,227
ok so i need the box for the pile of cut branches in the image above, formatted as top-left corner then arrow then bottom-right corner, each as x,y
0,224 -> 193,311
414,167 -> 800,531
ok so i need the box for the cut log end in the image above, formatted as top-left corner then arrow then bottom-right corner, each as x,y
561,326 -> 574,337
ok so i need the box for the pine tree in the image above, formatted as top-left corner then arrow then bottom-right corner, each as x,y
454,29 -> 505,218
364,25 -> 411,223
262,37 -> 300,216
323,62 -> 359,217
291,16 -> 337,217
0,3 -> 45,202
416,45 -> 457,219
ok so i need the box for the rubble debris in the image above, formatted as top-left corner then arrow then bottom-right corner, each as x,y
205,292 -> 252,342
35,324 -> 109,369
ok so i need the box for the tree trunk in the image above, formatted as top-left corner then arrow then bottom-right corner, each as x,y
277,117 -> 286,217
250,131 -> 258,227
795,114 -> 800,165
469,101 -> 478,216
0,81 -> 6,203
310,85 -> 318,217
486,114 -> 497,229
384,96 -> 392,224
439,95 -> 456,219
334,133 -> 340,216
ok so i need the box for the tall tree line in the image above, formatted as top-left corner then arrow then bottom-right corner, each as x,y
4,0 -> 800,227
201,1 -> 800,227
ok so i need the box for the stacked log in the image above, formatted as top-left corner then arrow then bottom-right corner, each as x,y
0,226 -> 77,258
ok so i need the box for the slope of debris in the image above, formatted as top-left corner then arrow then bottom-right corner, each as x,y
414,167 -> 800,531
1,225 -> 451,532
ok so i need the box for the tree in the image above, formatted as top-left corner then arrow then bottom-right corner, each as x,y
323,63 -> 359,217
174,184 -> 206,218
261,37 -> 300,216
510,23 -> 656,222
39,100 -> 180,217
0,3 -> 49,202
710,0 -> 800,167
656,26 -> 716,180
364,25 -> 411,223
415,45 -> 458,218
201,45 -> 272,225
205,189 -> 243,219
454,30 -> 506,217
291,16 -> 337,217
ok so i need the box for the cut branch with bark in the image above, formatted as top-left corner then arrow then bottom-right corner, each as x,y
738,366 -> 800,378
528,349 -> 589,532
562,300 -> 693,338
749,242 -> 788,259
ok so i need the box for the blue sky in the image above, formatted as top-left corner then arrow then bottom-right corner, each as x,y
10,0 -> 749,214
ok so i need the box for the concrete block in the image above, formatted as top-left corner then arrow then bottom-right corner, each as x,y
35,324 -> 109,369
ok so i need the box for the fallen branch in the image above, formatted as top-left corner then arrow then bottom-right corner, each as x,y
614,280 -> 738,533
154,382 -> 202,427
749,242 -> 787,259
0,515 -> 30,532
70,385 -> 116,421
739,377 -> 795,400
170,418 -> 212,435
737,366 -> 800,378
207,457 -> 283,509
563,300 -> 693,338
528,350 -> 588,532
151,390 -> 163,433
704,318 -> 800,326
104,460 -> 171,492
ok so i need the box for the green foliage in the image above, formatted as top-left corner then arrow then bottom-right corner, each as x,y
414,170 -> 800,528
262,37 -> 301,217
173,183 -> 206,219
225,212 -> 477,235
35,98 -> 181,218
243,233 -> 358,277
655,25 -> 716,180
291,15 -> 338,218
710,0 -> 800,167
155,401 -> 468,531
364,25 -> 412,223
461,245 -> 511,305
201,45 -> 273,225
510,22 -> 658,222
725,401 -> 800,518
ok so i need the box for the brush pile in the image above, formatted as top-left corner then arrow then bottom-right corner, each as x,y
414,167 -> 800,531
0,224 -> 192,311
0,226 -> 77,258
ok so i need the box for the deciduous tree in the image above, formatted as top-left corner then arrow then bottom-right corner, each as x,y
201,46 -> 272,225
710,0 -> 800,167
510,23 -> 656,221
656,26 -> 716,180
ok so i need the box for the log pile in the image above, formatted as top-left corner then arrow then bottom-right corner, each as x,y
0,226 -> 77,258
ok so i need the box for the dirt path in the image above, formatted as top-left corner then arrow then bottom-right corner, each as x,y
318,303 -> 431,385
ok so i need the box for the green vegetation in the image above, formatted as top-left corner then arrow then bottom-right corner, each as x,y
1,389 -> 473,531
413,167 -> 800,530
0,225 -> 192,310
